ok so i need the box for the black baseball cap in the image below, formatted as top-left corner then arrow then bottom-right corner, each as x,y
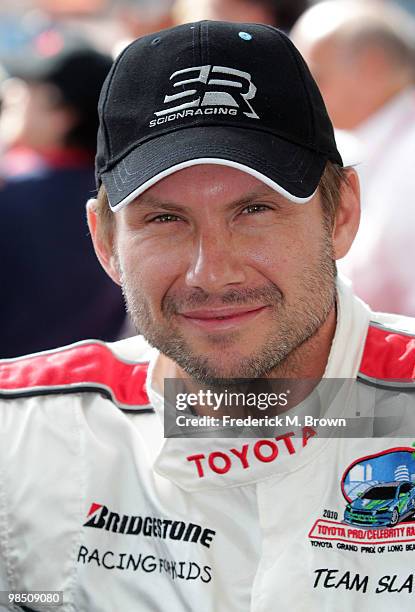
96,20 -> 342,212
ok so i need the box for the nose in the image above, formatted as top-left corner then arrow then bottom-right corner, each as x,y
185,229 -> 247,293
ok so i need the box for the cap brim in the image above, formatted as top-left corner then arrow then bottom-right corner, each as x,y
101,126 -> 328,212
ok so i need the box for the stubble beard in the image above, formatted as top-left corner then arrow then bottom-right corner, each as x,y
118,236 -> 337,384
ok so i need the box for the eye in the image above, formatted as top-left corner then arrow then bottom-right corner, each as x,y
241,204 -> 271,215
149,213 -> 181,223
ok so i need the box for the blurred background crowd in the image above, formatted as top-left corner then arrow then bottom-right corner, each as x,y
0,0 -> 414,358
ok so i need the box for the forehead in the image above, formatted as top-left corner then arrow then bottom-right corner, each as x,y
132,164 -> 286,208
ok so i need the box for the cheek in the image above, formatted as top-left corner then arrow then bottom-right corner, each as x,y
117,236 -> 187,307
262,224 -> 332,290
246,230 -> 313,275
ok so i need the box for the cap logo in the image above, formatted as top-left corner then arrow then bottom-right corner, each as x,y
150,65 -> 259,127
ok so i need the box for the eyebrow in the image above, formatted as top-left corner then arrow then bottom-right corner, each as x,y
133,185 -> 283,213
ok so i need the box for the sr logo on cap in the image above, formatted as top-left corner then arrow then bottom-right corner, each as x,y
151,64 -> 260,126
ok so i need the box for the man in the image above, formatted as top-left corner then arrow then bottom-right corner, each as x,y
291,0 -> 415,315
0,37 -> 127,357
0,20 -> 414,612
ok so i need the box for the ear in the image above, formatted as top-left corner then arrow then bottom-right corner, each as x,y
86,198 -> 122,286
332,168 -> 360,260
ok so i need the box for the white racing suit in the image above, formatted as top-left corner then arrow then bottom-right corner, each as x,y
0,281 -> 414,612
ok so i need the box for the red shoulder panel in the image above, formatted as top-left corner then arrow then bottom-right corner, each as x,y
0,342 -> 150,407
359,323 -> 415,380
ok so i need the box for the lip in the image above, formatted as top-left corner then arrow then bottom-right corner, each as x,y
178,305 -> 269,331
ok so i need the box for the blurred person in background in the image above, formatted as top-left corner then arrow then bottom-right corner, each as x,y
292,0 -> 415,316
0,35 -> 128,358
0,35 -> 108,176
111,0 -> 174,39
173,0 -> 309,32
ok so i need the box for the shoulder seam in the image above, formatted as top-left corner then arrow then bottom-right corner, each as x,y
357,373 -> 415,392
0,384 -> 155,412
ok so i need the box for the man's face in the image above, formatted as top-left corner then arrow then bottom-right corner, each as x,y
111,165 -> 337,382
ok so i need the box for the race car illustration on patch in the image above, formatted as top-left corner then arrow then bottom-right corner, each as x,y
341,448 -> 415,528
344,480 -> 415,527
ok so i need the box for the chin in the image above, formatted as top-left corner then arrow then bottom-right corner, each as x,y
180,352 -> 270,385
